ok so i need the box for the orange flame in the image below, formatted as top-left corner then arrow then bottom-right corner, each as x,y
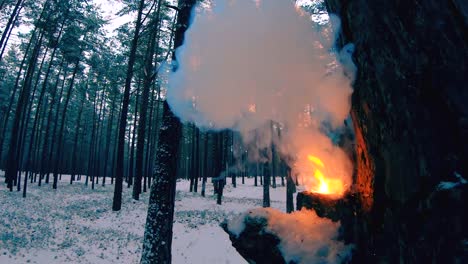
307,155 -> 345,196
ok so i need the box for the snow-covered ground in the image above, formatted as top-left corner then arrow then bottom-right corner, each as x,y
0,173 -> 298,264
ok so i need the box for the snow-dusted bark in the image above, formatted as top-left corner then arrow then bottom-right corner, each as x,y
141,101 -> 182,264
140,2 -> 196,261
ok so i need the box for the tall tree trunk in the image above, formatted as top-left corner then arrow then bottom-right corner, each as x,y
231,134 -> 236,188
24,23 -> 63,186
112,0 -> 146,211
52,57 -> 80,189
134,0 -> 163,200
143,86 -> 156,192
286,167 -> 295,213
22,102 -> 44,197
128,87 -> 139,188
86,85 -> 99,187
262,161 -> 270,208
0,1 -> 49,168
189,124 -> 195,191
270,122 -> 277,189
103,92 -> 117,186
93,87 -> 107,187
39,58 -> 65,186
57,62 -> 80,178
0,3 -> 23,63
111,98 -> 123,185
5,31 -> 44,191
46,72 -> 67,184
17,44 -> 50,192
193,127 -> 199,192
141,0 -> 196,262
70,84 -> 87,184
22,42 -> 59,195
201,132 -> 208,197
324,1 -> 468,262
0,0 -> 23,63
254,162 -> 258,186
32,101 -> 48,182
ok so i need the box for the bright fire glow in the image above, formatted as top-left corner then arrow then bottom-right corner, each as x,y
307,155 -> 345,196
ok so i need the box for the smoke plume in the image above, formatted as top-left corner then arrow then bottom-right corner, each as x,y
167,0 -> 356,194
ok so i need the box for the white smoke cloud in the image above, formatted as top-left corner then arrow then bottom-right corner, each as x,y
167,0 -> 355,194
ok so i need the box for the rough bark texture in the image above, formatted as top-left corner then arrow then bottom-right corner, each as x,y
140,0 -> 196,263
221,217 -> 286,264
112,0 -> 145,211
325,0 -> 468,262
296,192 -> 349,222
140,101 -> 182,264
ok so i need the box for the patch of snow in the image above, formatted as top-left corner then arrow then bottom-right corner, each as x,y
226,214 -> 246,237
227,208 -> 354,263
1,173 -> 295,263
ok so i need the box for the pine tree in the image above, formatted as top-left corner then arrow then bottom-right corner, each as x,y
141,0 -> 196,262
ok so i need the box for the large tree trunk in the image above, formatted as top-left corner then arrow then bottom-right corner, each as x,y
324,1 -> 468,262
140,0 -> 196,262
5,31 -> 44,191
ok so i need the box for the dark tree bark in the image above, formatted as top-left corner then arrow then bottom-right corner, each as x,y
141,0 -> 196,262
112,0 -> 146,211
111,98 -> 123,185
16,41 -> 49,192
21,44 -> 56,195
242,150 -> 246,185
254,162 -> 258,186
103,92 -> 117,186
201,132 -> 208,197
143,86 -> 156,192
0,0 -> 23,63
70,84 -> 87,184
0,1 -> 49,168
86,89 -> 98,186
0,2 -> 22,63
262,162 -> 270,208
140,100 -> 182,263
32,99 -> 48,182
216,178 -> 224,205
322,1 -> 468,262
39,58 -> 65,186
24,23 -> 64,188
260,162 -> 263,186
189,124 -> 196,192
94,88 -> 107,186
5,30 -> 44,191
52,57 -> 80,189
286,167 -> 295,213
270,122 -> 277,189
45,66 -> 67,184
134,0 -> 162,200
128,86 -> 140,188
193,127 -> 199,192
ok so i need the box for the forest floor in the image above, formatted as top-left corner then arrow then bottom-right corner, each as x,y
0,172 -> 297,264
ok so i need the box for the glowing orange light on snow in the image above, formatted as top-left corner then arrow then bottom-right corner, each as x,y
307,155 -> 345,196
